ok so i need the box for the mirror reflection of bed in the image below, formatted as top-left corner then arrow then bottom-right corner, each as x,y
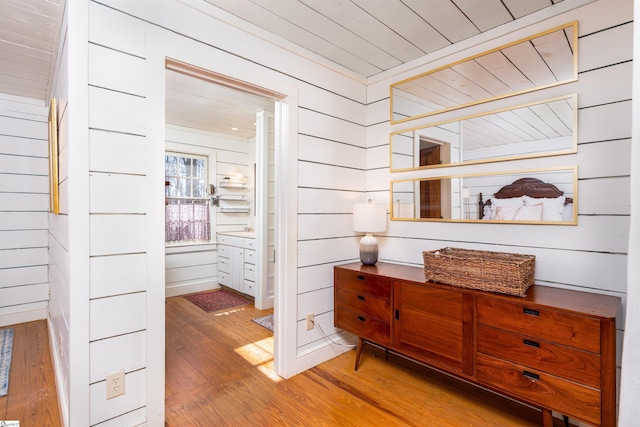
478,177 -> 575,223
390,168 -> 576,224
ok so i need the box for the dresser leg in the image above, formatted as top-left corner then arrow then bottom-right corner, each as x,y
541,408 -> 553,427
354,337 -> 365,371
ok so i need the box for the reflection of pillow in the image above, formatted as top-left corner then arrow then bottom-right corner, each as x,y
524,196 -> 565,221
514,204 -> 543,221
494,204 -> 520,220
491,197 -> 526,211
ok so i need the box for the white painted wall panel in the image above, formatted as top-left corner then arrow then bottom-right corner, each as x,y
89,215 -> 146,256
0,266 -> 47,288
579,100 -> 632,143
0,248 -> 47,269
0,283 -> 48,305
298,214 -> 352,240
298,162 -> 364,192
0,192 -> 48,212
0,173 -> 48,193
579,22 -> 632,72
90,254 -> 146,299
88,87 -> 146,135
299,108 -> 365,146
297,286 -> 334,320
297,188 -> 363,214
89,368 -> 146,426
0,154 -> 48,175
165,264 -> 217,283
0,116 -> 47,139
0,212 -> 47,230
89,292 -> 146,341
298,237 -> 358,268
89,173 -> 146,214
0,135 -> 48,157
298,135 -> 365,169
90,130 -> 147,175
297,263 -> 340,294
88,43 -> 146,97
89,331 -> 146,383
0,230 -> 48,250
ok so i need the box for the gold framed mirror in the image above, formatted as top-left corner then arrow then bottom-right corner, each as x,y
390,166 -> 577,224
390,94 -> 577,172
390,21 -> 578,124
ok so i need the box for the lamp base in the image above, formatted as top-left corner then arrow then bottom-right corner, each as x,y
359,233 -> 379,265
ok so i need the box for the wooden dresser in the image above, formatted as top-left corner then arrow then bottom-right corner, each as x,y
334,262 -> 620,427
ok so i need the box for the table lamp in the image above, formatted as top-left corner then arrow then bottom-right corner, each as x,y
353,200 -> 387,265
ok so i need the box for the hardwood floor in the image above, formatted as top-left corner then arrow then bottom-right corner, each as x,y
166,295 -> 570,427
0,320 -> 61,427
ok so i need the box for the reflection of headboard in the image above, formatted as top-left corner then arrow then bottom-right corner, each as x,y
478,177 -> 573,219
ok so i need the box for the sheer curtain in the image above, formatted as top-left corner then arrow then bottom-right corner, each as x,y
165,199 -> 210,241
618,2 -> 640,423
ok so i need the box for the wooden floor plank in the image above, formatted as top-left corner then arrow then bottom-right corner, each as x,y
0,321 -> 61,427
166,294 -> 571,427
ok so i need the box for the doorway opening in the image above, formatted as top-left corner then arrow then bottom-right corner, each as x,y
163,58 -> 285,366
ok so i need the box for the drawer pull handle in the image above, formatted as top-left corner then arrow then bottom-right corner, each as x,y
523,339 -> 540,348
357,295 -> 365,301
357,275 -> 365,281
523,370 -> 540,381
357,316 -> 365,322
523,308 -> 539,316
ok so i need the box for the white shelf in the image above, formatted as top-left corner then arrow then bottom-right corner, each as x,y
219,194 -> 247,201
219,181 -> 247,189
220,207 -> 250,213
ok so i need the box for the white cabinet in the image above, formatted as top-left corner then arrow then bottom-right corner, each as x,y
217,233 -> 255,297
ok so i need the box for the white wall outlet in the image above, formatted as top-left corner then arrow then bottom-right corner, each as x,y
305,313 -> 314,331
106,370 -> 126,400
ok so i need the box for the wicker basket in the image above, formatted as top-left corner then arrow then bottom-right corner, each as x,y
423,247 -> 535,297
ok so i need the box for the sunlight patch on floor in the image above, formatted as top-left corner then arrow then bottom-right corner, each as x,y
235,337 -> 281,382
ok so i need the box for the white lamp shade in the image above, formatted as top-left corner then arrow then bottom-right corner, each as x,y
353,202 -> 387,232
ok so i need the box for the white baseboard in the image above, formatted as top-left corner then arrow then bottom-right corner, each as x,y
294,336 -> 357,375
0,307 -> 47,328
165,281 -> 220,297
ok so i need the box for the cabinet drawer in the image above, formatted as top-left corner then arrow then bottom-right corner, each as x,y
243,280 -> 254,296
244,249 -> 255,264
218,257 -> 231,273
245,239 -> 255,250
335,288 -> 390,322
477,325 -> 601,388
218,235 -> 243,247
335,310 -> 390,347
244,265 -> 256,281
218,271 -> 231,286
476,353 -> 601,426
335,269 -> 391,299
218,245 -> 230,258
477,298 -> 601,353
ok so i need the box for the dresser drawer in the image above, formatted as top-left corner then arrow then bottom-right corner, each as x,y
335,310 -> 390,346
335,269 -> 392,299
477,325 -> 601,388
476,298 -> 601,353
476,353 -> 601,426
244,249 -> 255,264
335,287 -> 390,322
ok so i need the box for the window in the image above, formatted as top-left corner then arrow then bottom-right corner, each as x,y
165,152 -> 211,242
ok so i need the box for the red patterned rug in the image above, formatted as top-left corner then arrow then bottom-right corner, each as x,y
184,289 -> 252,313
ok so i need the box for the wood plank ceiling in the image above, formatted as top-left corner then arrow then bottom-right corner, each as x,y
0,0 -> 568,136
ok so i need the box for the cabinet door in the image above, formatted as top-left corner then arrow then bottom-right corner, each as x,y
393,281 -> 473,375
231,247 -> 244,292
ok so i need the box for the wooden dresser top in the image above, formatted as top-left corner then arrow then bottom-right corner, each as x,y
335,262 -> 621,319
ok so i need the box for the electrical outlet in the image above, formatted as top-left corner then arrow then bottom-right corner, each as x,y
305,313 -> 315,331
106,370 -> 125,400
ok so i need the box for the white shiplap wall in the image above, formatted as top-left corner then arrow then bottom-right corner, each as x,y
0,94 -> 49,326
45,0 -> 368,424
365,0 -> 631,422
